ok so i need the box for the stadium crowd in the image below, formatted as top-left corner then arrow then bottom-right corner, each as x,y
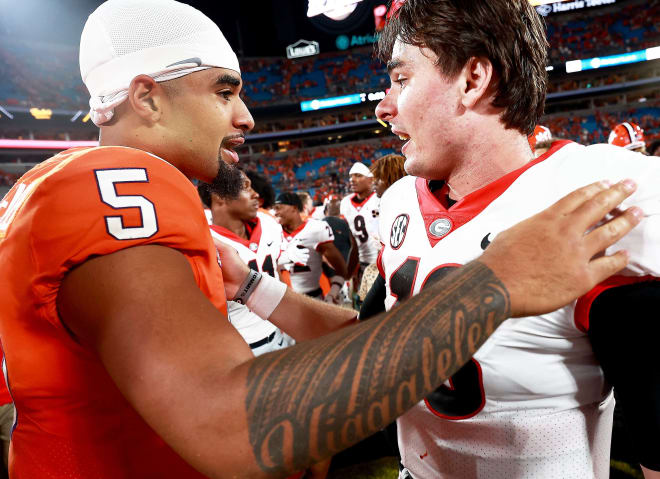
0,0 -> 658,111
1,1 -> 660,479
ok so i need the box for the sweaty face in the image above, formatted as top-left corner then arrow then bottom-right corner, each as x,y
227,175 -> 260,221
375,40 -> 463,180
349,173 -> 373,195
159,68 -> 254,183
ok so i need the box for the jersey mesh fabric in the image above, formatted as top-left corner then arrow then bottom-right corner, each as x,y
96,0 -> 216,57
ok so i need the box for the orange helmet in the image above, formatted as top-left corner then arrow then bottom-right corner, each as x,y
528,125 -> 552,151
608,122 -> 645,150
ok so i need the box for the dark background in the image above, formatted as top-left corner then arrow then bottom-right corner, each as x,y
0,0 -> 384,56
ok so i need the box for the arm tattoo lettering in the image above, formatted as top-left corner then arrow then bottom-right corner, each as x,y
245,261 -> 510,474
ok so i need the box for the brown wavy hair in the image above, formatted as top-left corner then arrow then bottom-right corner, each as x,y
377,0 -> 548,135
370,153 -> 407,190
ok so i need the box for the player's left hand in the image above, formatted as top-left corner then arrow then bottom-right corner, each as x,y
212,238 -> 251,300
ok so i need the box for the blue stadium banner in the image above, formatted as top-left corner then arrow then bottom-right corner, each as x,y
300,94 -> 364,111
565,46 -> 659,73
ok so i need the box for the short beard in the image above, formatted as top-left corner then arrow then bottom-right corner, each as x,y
209,160 -> 244,201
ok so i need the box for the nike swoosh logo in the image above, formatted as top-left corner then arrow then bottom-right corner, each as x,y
480,233 -> 491,250
277,339 -> 284,347
267,241 -> 274,246
166,57 -> 202,68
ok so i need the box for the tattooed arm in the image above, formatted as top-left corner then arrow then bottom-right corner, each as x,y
58,181 -> 642,478
245,261 -> 507,475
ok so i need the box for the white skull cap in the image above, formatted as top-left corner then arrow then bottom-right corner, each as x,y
80,0 -> 239,125
349,162 -> 373,177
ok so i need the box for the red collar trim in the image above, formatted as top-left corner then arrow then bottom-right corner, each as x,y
284,220 -> 308,239
416,140 -> 572,247
210,217 -> 262,248
350,192 -> 375,210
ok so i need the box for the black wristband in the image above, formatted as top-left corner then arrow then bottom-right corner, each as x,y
233,270 -> 262,305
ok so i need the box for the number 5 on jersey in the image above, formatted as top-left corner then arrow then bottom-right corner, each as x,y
95,169 -> 158,240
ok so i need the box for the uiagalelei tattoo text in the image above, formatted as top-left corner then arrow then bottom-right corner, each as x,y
246,261 -> 510,475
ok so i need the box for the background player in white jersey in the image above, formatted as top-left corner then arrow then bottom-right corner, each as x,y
298,191 -> 325,220
199,173 -> 300,355
341,162 -> 381,267
274,192 -> 348,298
373,1 -> 660,478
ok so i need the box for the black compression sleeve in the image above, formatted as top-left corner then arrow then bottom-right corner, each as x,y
588,281 -> 660,471
359,274 -> 386,321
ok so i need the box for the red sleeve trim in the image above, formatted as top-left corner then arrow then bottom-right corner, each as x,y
574,274 -> 659,332
376,242 -> 385,278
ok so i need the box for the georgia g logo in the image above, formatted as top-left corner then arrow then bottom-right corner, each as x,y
390,214 -> 409,250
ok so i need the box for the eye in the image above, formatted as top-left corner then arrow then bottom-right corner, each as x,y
394,76 -> 407,88
218,90 -> 233,101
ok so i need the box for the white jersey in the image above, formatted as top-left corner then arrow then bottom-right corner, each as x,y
210,211 -> 284,346
282,219 -> 334,294
310,205 -> 326,220
340,192 -> 380,264
378,141 -> 660,479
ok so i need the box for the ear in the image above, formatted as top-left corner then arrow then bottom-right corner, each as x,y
126,74 -> 166,123
459,57 -> 494,109
211,192 -> 229,207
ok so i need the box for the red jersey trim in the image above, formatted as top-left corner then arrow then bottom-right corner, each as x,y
209,217 -> 262,248
284,220 -> 308,240
574,274 -> 659,332
349,192 -> 375,210
376,242 -> 385,278
415,140 -> 573,247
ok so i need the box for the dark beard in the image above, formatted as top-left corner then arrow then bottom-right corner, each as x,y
208,160 -> 244,201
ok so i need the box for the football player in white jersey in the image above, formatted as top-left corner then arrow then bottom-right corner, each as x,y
200,173 -> 300,356
372,1 -> 660,478
274,192 -> 349,298
298,191 -> 326,220
341,162 -> 381,267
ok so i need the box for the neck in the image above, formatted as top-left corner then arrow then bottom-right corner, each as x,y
283,216 -> 303,233
355,190 -> 370,200
213,212 -> 248,240
444,127 -> 533,201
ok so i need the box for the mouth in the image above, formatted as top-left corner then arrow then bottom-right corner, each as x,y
391,127 -> 411,154
220,136 -> 245,164
391,128 -> 410,141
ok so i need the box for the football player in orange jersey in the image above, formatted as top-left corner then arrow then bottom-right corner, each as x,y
0,1 -> 643,478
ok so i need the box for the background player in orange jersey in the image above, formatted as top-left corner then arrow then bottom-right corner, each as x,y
0,1 -> 644,478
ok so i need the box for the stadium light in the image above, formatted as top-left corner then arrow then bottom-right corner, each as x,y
300,94 -> 363,111
647,46 -> 660,61
0,139 -> 98,150
564,45 -> 659,74
29,108 -> 53,120
0,105 -> 13,120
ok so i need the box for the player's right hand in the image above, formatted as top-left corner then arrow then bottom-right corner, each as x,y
278,239 -> 310,267
479,179 -> 643,318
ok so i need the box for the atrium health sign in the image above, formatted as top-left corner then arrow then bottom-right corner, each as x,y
286,40 -> 320,59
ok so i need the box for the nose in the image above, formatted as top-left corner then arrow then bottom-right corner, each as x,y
375,89 -> 396,124
235,97 -> 255,133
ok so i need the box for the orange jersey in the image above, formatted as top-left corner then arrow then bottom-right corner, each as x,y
0,146 -> 227,478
